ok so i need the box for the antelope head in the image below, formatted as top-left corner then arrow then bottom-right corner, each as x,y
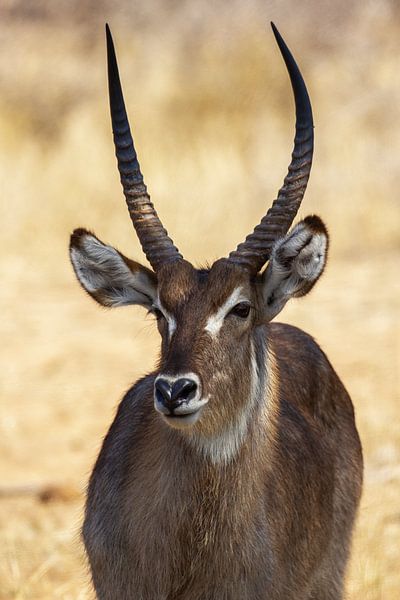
70,24 -> 328,444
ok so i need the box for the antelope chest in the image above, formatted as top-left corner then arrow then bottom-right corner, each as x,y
136,465 -> 267,563
89,449 -> 273,598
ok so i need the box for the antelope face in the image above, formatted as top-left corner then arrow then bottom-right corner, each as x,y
70,214 -> 328,435
70,25 -> 329,440
153,260 -> 257,431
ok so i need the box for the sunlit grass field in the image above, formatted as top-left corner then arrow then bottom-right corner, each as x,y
1,2 -> 399,598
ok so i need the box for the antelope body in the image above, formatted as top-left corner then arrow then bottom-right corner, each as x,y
70,24 -> 363,600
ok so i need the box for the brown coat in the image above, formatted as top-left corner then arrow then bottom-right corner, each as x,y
82,323 -> 362,600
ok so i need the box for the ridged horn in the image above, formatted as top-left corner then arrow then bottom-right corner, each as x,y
228,22 -> 314,273
106,24 -> 182,271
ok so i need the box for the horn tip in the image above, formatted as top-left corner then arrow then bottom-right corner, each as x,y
105,23 -> 113,49
270,21 -> 286,51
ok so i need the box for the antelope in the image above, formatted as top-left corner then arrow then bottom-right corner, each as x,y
70,23 -> 363,600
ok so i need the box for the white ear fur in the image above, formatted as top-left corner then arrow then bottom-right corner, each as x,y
262,216 -> 328,321
69,229 -> 157,308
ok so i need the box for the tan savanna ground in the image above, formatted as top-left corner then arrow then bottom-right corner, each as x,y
0,1 -> 399,598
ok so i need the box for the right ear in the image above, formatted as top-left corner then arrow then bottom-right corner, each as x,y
69,229 -> 158,308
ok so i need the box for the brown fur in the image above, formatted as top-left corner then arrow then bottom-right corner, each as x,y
79,258 -> 363,600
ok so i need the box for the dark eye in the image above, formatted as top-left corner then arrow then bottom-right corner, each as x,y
152,308 -> 164,321
228,302 -> 251,319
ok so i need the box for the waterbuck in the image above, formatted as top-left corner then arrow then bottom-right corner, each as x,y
70,23 -> 363,600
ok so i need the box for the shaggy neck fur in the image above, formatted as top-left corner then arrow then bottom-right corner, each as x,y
186,328 -> 275,465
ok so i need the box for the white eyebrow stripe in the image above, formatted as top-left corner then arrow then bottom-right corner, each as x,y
205,286 -> 247,337
154,297 -> 176,338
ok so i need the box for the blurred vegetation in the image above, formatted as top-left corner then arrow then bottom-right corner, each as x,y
1,0 -> 400,267
0,1 -> 399,598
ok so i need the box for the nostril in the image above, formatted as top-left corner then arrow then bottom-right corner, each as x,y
155,377 -> 199,413
171,378 -> 198,403
155,379 -> 172,406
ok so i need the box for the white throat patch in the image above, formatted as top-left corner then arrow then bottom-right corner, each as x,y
204,286 -> 247,338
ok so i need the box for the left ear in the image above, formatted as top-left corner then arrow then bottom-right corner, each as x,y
69,229 -> 158,309
261,215 -> 329,321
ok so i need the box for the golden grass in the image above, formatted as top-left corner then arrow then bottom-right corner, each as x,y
0,2 -> 399,598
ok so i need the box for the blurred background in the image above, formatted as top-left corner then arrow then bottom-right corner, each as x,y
0,0 -> 399,598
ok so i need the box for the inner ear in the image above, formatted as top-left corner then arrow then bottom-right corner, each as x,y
262,215 -> 329,321
69,228 -> 158,308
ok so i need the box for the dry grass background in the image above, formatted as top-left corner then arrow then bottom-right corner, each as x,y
0,0 -> 399,598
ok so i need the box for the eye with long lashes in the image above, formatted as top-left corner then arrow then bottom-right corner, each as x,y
227,302 -> 252,319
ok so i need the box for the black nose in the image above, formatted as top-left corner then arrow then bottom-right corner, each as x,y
155,377 -> 198,411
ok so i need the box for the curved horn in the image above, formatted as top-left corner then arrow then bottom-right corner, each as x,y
106,25 -> 182,271
228,22 -> 314,273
